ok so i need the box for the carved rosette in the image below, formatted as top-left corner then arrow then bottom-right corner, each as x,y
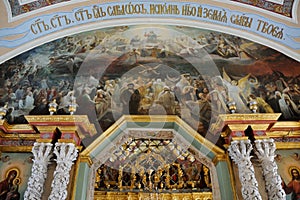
24,142 -> 53,200
48,143 -> 78,200
254,139 -> 286,200
228,140 -> 262,200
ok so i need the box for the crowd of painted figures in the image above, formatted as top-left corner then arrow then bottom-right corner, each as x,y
0,29 -> 299,131
8,0 -> 69,17
1,66 -> 300,131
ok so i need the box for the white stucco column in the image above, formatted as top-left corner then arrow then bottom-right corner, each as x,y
254,139 -> 286,200
48,142 -> 78,200
24,142 -> 53,200
228,140 -> 262,200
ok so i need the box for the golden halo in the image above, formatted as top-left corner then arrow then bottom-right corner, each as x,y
4,167 -> 21,184
288,166 -> 300,177
14,178 -> 21,185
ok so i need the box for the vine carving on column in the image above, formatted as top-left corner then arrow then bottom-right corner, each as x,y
228,140 -> 262,200
254,139 -> 286,200
48,143 -> 78,200
24,142 -> 53,200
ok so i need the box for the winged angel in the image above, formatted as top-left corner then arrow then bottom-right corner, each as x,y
222,68 -> 258,113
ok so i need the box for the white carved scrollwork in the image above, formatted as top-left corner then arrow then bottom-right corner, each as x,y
48,143 -> 78,200
228,140 -> 262,200
254,139 -> 286,200
24,142 -> 53,200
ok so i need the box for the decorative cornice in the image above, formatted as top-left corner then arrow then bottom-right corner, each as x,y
25,115 -> 97,145
0,145 -> 33,152
25,115 -> 97,136
93,191 -> 213,199
213,113 -> 300,145
0,119 -> 35,134
275,142 -> 300,149
211,113 -> 281,136
231,136 -> 249,141
212,154 -> 228,165
79,155 -> 93,166
268,121 -> 300,132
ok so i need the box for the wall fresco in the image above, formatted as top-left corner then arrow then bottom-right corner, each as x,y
0,25 -> 299,145
6,0 -> 70,17
0,152 -> 33,200
230,0 -> 294,17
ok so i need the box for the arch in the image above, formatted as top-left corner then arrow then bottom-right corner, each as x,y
76,115 -> 234,200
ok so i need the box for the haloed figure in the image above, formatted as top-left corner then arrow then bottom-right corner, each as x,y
0,170 -> 20,200
282,168 -> 300,200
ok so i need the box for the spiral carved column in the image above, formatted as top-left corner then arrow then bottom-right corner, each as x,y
254,139 -> 286,200
228,140 -> 262,200
24,142 -> 53,200
48,142 -> 78,200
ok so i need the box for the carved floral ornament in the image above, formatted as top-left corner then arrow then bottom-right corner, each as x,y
24,142 -> 78,200
228,140 -> 263,200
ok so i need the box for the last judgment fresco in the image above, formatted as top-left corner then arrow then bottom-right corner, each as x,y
0,25 -> 299,146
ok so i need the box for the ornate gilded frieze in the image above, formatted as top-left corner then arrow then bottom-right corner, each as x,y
93,191 -> 213,200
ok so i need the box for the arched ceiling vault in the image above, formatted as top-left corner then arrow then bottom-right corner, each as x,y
0,0 -> 300,62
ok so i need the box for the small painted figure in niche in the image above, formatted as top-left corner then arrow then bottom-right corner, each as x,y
157,86 -> 176,115
0,170 -> 20,200
282,168 -> 300,200
129,89 -> 141,115
120,83 -> 135,114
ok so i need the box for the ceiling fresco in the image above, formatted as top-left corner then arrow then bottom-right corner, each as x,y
1,1 -> 300,64
5,0 -> 70,18
230,0 -> 295,18
0,25 -> 299,147
3,0 -> 297,19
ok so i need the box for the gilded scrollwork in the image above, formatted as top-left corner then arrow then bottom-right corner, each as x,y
94,160 -> 211,192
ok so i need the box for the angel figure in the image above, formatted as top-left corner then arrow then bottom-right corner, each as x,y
222,68 -> 258,113
137,64 -> 161,77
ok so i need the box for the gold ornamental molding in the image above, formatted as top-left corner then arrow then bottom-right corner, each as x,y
36,138 -> 53,143
275,142 -> 300,149
82,115 -> 226,164
0,119 -> 35,134
217,113 -> 281,121
210,113 -> 300,145
0,146 -> 33,152
25,115 -> 97,143
211,113 -> 282,134
93,191 -> 213,200
79,155 -> 93,166
0,119 -> 39,146
212,154 -> 228,165
268,121 -> 300,134
25,115 -> 91,124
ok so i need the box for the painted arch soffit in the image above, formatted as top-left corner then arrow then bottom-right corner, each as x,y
2,0 -> 298,22
0,1 -> 300,62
